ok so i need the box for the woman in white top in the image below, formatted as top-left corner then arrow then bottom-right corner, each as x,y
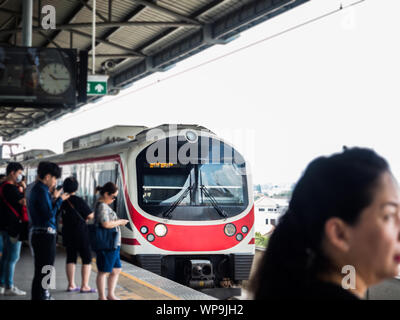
94,182 -> 129,300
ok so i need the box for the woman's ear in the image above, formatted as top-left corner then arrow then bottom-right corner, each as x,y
324,217 -> 351,252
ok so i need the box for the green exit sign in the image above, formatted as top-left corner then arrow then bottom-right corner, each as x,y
87,75 -> 108,95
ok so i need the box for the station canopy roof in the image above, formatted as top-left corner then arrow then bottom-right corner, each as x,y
0,0 -> 308,141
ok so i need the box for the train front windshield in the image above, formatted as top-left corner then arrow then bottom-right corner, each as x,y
137,136 -> 249,221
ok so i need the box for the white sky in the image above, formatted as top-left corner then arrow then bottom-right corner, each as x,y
8,0 -> 400,185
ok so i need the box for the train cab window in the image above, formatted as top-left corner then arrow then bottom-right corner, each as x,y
142,164 -> 193,205
198,163 -> 245,205
137,136 -> 249,221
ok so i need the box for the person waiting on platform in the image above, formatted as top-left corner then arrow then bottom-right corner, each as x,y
94,182 -> 129,300
0,163 -> 29,296
0,174 -> 5,258
27,161 -> 70,300
60,177 -> 96,293
251,147 -> 400,300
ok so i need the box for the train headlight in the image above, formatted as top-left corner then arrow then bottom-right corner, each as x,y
236,233 -> 243,241
224,223 -> 236,237
154,224 -> 167,237
241,226 -> 249,234
140,226 -> 148,234
186,131 -> 197,142
147,234 -> 155,242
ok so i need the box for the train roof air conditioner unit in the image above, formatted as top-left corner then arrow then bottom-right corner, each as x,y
63,125 -> 148,153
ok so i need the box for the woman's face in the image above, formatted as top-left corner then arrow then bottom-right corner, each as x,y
104,190 -> 118,205
347,171 -> 400,285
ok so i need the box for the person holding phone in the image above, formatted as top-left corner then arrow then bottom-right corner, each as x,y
27,161 -> 70,300
93,182 -> 129,300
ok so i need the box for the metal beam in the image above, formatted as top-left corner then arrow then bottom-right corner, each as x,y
131,0 -> 201,26
0,14 -> 15,30
70,29 -> 145,57
37,30 -> 61,48
0,127 -> 33,130
0,21 -> 199,37
79,0 -> 108,22
56,21 -> 199,28
88,54 -> 139,59
108,0 -> 113,22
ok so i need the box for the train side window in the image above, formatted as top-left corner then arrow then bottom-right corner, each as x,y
27,168 -> 37,184
116,171 -> 131,231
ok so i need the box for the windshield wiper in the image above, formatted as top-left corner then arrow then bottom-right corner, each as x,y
200,185 -> 228,219
162,185 -> 192,219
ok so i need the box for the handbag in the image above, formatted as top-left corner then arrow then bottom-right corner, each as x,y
88,202 -> 118,252
88,223 -> 118,252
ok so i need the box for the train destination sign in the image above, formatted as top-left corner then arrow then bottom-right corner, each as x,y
0,47 -> 78,107
87,75 -> 108,96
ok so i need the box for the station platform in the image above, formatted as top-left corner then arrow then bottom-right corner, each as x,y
0,244 -> 216,300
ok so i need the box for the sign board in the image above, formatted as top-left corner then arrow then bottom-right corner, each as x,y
0,47 -> 78,107
87,75 -> 108,96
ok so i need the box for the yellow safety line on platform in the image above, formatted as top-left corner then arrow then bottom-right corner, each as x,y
92,257 -> 181,300
119,271 -> 182,300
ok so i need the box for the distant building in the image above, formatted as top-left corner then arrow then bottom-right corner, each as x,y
254,184 -> 262,193
254,196 -> 288,235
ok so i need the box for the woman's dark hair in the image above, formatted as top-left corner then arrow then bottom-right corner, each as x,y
6,162 -> 23,175
96,182 -> 118,196
251,147 -> 390,299
63,177 -> 79,193
37,161 -> 62,179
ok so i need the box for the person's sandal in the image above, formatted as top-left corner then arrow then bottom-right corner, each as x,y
80,288 -> 97,293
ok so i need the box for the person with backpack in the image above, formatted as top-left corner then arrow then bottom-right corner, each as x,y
60,177 -> 95,293
0,162 -> 28,296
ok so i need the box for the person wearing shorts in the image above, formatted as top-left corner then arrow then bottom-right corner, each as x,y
94,182 -> 128,300
60,177 -> 95,293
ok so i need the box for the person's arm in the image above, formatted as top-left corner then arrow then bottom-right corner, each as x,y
35,188 -> 63,221
86,213 -> 94,221
101,220 -> 128,229
76,198 -> 94,221
97,203 -> 128,229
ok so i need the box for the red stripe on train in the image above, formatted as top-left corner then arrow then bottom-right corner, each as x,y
122,238 -> 140,245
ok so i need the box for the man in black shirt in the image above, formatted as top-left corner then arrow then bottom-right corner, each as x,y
0,162 -> 27,296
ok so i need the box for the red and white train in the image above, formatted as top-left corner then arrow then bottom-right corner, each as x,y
18,124 -> 255,299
